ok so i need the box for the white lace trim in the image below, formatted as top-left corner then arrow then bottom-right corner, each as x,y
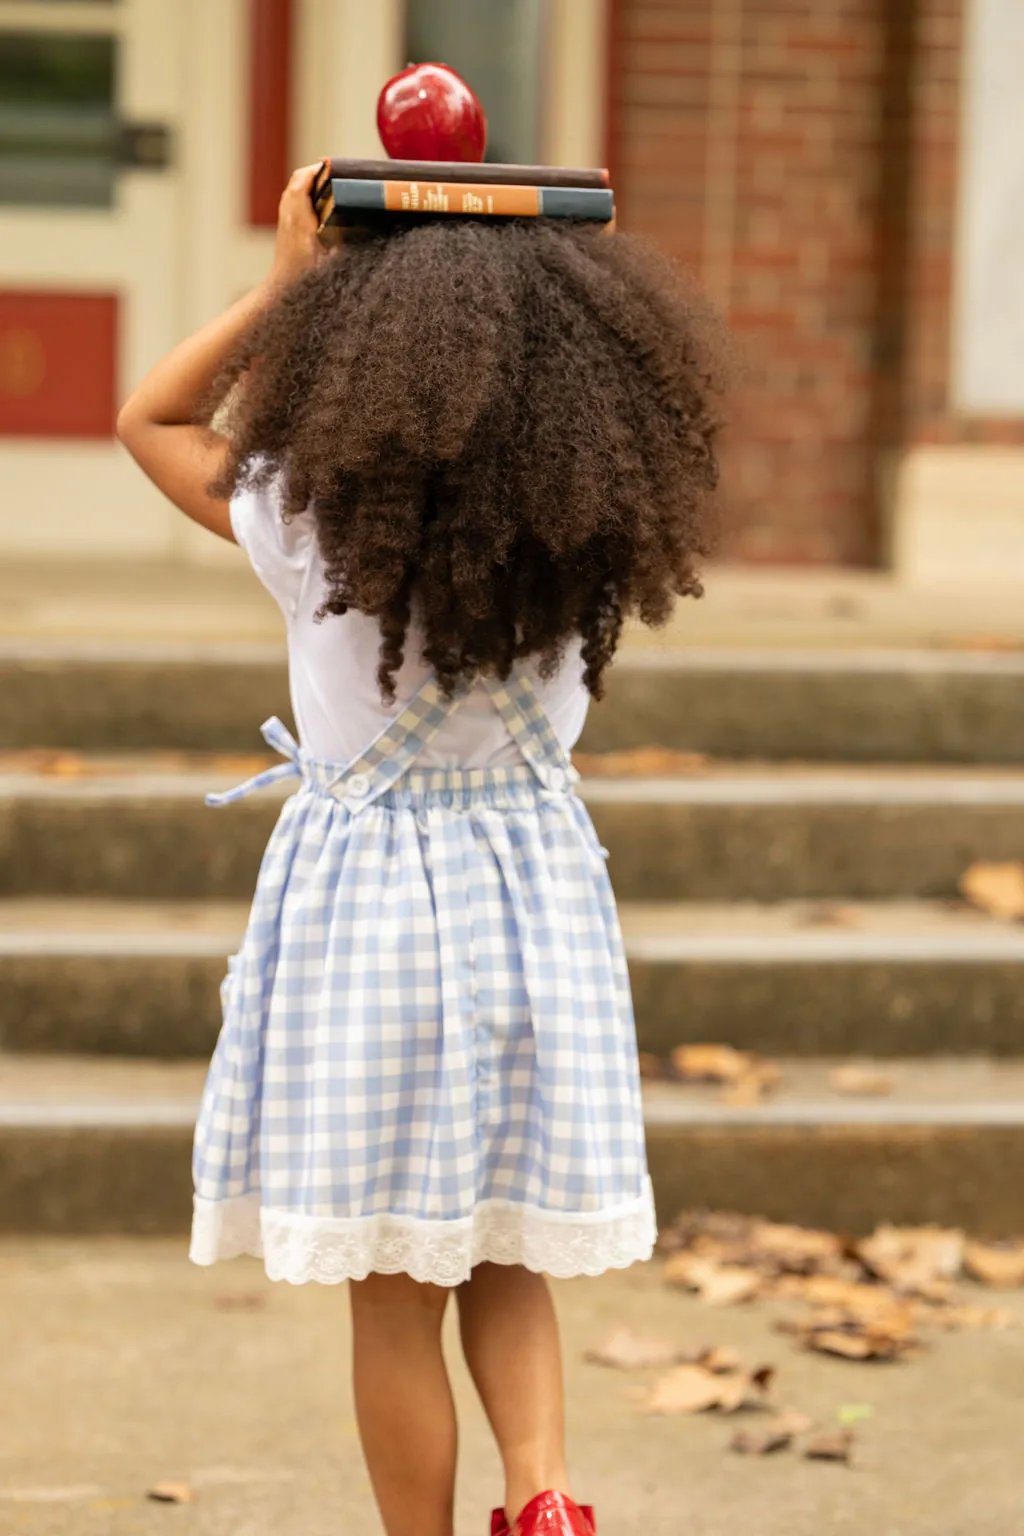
190,1184 -> 657,1286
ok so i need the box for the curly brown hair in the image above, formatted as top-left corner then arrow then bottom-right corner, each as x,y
205,217 -> 728,701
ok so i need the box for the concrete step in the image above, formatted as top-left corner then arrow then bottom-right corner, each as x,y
5,899 -> 1024,1060
0,900 -> 241,1057
590,650 -> 1024,764
3,758 -> 1024,901
623,900 -> 1024,1056
6,643 -> 1024,762
3,1053 -> 1023,1236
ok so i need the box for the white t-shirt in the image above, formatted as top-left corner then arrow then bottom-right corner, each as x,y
231,482 -> 591,768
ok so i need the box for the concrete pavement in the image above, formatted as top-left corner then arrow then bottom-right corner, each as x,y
2,1239 -> 1023,1536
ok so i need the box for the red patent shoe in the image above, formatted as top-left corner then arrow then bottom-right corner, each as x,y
501,1491 -> 595,1536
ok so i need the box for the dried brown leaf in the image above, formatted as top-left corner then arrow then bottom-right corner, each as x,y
638,1052 -> 666,1081
747,1220 -> 845,1273
781,1276 -> 914,1325
857,1225 -> 964,1292
646,1359 -> 774,1416
946,634 -> 1024,654
42,754 -> 88,778
730,1428 -> 792,1455
701,1267 -> 764,1307
146,1483 -> 194,1504
663,1254 -> 762,1306
213,1292 -> 267,1312
795,1312 -> 917,1362
669,1210 -> 757,1249
714,1374 -> 750,1413
936,1303 -> 1017,1331
806,1329 -> 877,1361
720,1072 -> 771,1107
585,1328 -> 682,1371
2,749 -> 275,781
768,1408 -> 816,1437
572,747 -> 710,778
963,1239 -> 1024,1289
909,1278 -> 957,1306
670,1046 -> 781,1105
804,1431 -> 855,1464
725,1059 -> 780,1105
661,1251 -> 700,1289
697,1345 -> 744,1374
645,1364 -> 726,1415
670,1043 -> 752,1084
717,1366 -> 775,1414
959,861 -> 1024,920
829,1064 -> 894,1097
796,903 -> 861,928
0,749 -> 91,778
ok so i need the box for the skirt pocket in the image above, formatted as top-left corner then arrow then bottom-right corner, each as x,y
574,809 -> 612,876
219,952 -> 241,1015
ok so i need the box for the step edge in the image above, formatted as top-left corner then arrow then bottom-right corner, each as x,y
4,1101 -> 1024,1130
582,777 -> 1024,806
6,640 -> 1024,677
0,640 -> 286,666
0,934 -> 241,958
642,1100 -> 1024,1127
624,934 -> 1024,962
610,647 -> 1024,677
4,931 -> 1024,963
7,772 -> 1024,806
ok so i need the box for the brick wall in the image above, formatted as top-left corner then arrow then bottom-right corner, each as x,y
610,0 -> 920,564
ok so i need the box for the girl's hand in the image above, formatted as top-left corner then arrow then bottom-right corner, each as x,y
268,162 -> 327,290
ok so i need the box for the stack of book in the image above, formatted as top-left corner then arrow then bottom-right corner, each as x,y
313,159 -> 614,230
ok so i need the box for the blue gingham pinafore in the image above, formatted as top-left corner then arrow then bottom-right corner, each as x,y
190,663 -> 656,1285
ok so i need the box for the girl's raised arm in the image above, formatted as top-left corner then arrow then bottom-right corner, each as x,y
116,162 -> 325,541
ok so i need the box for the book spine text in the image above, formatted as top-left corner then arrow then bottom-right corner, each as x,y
331,180 -> 613,221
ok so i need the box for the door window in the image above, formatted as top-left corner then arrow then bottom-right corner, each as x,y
405,0 -> 545,165
0,28 -> 118,206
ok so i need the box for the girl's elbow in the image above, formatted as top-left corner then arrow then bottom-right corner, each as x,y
115,399 -> 139,447
116,398 -> 152,456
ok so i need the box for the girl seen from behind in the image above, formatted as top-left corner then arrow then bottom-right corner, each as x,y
118,162 -> 726,1536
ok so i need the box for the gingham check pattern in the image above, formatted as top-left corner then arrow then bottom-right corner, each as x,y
191,664 -> 655,1285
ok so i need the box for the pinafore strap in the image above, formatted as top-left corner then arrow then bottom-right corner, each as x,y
207,661 -> 575,809
480,666 -> 581,794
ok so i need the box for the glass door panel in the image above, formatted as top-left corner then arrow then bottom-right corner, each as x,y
0,29 -> 118,205
405,0 -> 545,165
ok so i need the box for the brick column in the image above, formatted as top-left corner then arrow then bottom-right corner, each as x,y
611,0 -> 893,565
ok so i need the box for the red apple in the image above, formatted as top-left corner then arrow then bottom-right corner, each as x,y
377,62 -> 487,163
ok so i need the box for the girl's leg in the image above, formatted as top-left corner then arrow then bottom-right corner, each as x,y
456,1263 -> 570,1522
349,1272 -> 458,1536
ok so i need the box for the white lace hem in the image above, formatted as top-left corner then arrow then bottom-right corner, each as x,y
189,1184 -> 657,1286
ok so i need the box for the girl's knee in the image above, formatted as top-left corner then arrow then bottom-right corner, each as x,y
460,1261 -> 546,1294
350,1271 -> 451,1319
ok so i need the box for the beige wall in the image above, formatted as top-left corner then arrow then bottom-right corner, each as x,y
893,0 -> 1024,585
0,0 -> 607,566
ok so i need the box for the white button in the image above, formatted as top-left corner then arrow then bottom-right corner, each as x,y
546,767 -> 566,792
346,773 -> 370,799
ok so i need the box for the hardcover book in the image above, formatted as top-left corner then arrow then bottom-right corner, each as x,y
318,178 -> 614,227
313,159 -> 613,229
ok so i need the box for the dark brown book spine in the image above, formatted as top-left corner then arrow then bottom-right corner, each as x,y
322,159 -> 609,191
